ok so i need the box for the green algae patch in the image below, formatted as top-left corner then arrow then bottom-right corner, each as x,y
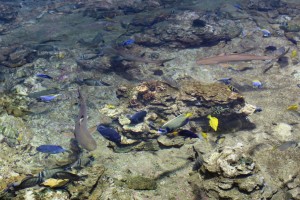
125,176 -> 157,190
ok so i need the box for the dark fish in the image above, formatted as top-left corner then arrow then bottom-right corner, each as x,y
265,46 -> 277,51
277,141 -> 298,151
36,73 -> 53,79
74,89 -> 97,151
36,145 -> 66,154
254,107 -> 263,113
79,53 -> 101,60
5,176 -> 42,192
177,130 -> 200,139
227,85 -> 239,93
128,110 -> 147,124
75,78 -> 110,86
217,78 -> 232,85
192,19 -> 206,27
97,125 -> 121,143
64,155 -> 95,170
52,171 -> 86,181
192,146 -> 203,171
161,76 -> 180,89
38,168 -> 64,180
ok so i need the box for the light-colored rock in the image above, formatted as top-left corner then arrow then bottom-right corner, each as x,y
289,187 -> 300,200
123,123 -> 149,133
157,135 -> 185,148
118,115 -> 131,125
272,123 -> 293,142
204,143 -> 255,178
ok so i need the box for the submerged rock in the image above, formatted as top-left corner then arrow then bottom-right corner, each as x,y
124,176 -> 157,190
203,143 -> 255,178
272,123 -> 293,142
134,11 -> 242,48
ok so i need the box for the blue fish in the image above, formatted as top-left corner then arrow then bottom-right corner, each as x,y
252,80 -> 262,88
97,125 -> 121,143
38,94 -> 60,102
128,110 -> 147,124
36,73 -> 53,79
261,29 -> 271,37
217,78 -> 232,85
122,39 -> 135,46
36,145 -> 65,154
233,4 -> 243,10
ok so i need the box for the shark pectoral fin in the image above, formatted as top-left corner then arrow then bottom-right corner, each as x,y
79,115 -> 85,124
88,125 -> 97,134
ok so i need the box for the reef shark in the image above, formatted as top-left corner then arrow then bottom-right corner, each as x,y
102,47 -> 174,66
196,48 -> 289,65
196,54 -> 273,65
74,89 -> 97,151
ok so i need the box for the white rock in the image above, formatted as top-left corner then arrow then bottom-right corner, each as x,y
272,123 -> 293,142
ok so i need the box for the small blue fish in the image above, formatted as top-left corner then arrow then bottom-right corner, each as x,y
36,145 -> 66,154
97,125 -> 121,143
36,73 -> 53,79
38,94 -> 60,102
233,4 -> 243,10
122,39 -> 135,46
128,110 -> 147,124
261,29 -> 271,37
252,80 -> 262,88
217,78 -> 232,85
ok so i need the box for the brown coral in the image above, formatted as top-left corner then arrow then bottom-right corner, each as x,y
136,85 -> 149,94
142,91 -> 156,101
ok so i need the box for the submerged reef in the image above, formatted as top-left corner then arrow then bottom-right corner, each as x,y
100,79 -> 255,152
0,0 -> 299,199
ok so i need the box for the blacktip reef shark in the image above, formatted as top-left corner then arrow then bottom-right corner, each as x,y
74,89 -> 97,151
196,47 -> 289,65
102,47 -> 174,66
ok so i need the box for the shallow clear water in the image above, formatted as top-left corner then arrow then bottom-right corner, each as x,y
0,0 -> 299,199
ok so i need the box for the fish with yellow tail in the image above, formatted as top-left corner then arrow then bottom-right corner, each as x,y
207,115 -> 219,131
158,113 -> 192,134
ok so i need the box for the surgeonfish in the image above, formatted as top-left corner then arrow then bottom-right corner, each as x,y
36,145 -> 66,154
5,177 -> 43,192
207,115 -> 219,131
287,104 -> 298,111
52,171 -> 86,181
174,130 -> 201,139
158,113 -> 192,134
128,110 -> 147,124
97,125 -> 122,143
